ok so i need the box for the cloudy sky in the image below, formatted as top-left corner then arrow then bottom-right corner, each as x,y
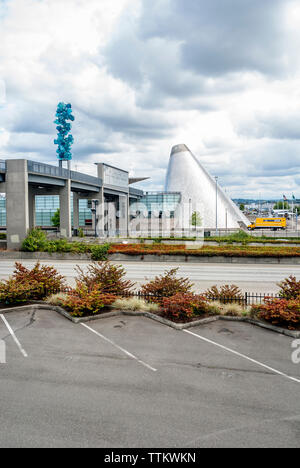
0,0 -> 300,199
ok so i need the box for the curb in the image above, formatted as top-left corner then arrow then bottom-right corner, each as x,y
0,251 -> 299,264
1,304 -> 299,338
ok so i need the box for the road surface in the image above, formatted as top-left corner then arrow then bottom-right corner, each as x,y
0,260 -> 299,293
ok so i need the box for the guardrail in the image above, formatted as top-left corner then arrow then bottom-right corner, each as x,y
27,161 -> 102,187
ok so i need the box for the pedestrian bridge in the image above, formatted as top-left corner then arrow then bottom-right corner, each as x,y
0,159 -> 143,249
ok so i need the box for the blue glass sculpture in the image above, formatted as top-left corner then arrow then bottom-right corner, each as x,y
54,102 -> 75,161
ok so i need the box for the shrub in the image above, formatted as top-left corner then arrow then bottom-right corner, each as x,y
278,276 -> 300,300
51,208 -> 60,228
162,293 -> 208,322
204,284 -> 244,301
61,284 -> 116,317
251,298 -> 300,329
111,297 -> 160,313
21,229 -> 48,252
0,262 -> 65,305
75,261 -> 134,295
0,279 -> 36,304
90,244 -> 110,261
12,262 -> 65,298
141,268 -> 193,302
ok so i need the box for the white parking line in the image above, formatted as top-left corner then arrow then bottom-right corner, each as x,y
81,323 -> 157,372
0,314 -> 28,358
184,329 -> 300,385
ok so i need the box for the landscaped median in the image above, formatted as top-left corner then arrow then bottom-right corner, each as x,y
0,260 -> 299,338
109,243 -> 300,258
8,228 -> 300,264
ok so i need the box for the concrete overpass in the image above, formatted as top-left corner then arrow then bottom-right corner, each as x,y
0,159 -> 143,249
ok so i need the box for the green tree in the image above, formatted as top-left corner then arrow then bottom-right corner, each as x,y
239,203 -> 245,211
273,201 -> 290,210
191,211 -> 202,228
51,208 -> 60,228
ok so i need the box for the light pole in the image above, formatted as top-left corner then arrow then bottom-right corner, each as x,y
215,176 -> 218,236
189,198 -> 192,237
91,199 -> 99,238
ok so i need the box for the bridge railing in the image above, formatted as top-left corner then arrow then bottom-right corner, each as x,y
27,161 -> 102,187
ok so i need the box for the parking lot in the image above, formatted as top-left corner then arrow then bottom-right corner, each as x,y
0,308 -> 300,448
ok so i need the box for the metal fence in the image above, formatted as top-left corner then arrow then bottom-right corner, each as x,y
45,288 -> 280,306
119,290 -> 279,306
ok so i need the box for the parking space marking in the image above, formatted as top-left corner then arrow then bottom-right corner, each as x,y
184,329 -> 300,385
0,314 -> 28,358
81,323 -> 157,372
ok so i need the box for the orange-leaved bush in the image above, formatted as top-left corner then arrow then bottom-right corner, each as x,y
278,276 -> 300,300
0,262 -> 66,304
252,297 -> 300,330
141,268 -> 193,302
75,261 -> 134,295
162,293 -> 209,322
204,284 -> 243,301
61,284 -> 116,317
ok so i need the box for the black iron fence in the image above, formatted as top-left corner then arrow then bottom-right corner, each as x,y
119,290 -> 279,306
45,287 -> 280,306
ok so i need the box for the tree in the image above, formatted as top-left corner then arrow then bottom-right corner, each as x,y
239,203 -> 245,211
191,211 -> 202,228
54,102 -> 75,161
273,201 -> 290,210
51,209 -> 60,228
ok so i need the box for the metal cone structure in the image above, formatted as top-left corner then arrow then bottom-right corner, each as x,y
165,144 -> 249,229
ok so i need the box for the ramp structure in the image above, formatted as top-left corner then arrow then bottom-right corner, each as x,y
165,144 -> 249,229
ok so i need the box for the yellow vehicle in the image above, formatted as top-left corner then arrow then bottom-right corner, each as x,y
248,218 -> 286,231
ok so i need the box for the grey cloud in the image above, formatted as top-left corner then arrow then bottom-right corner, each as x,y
139,0 -> 288,76
105,0 -> 291,107
239,113 -> 300,141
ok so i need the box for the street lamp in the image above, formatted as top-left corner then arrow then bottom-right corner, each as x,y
215,176 -> 219,236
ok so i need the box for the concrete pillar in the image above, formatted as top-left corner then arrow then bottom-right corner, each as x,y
96,188 -> 105,237
73,192 -> 79,230
118,194 -> 128,237
28,187 -> 36,229
107,199 -> 117,237
59,179 -> 72,238
6,160 -> 29,249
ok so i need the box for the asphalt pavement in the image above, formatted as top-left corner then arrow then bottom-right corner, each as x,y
0,308 -> 299,448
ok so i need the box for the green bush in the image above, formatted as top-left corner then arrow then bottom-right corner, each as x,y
90,244 -> 110,261
21,229 -> 48,252
51,208 -> 60,228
